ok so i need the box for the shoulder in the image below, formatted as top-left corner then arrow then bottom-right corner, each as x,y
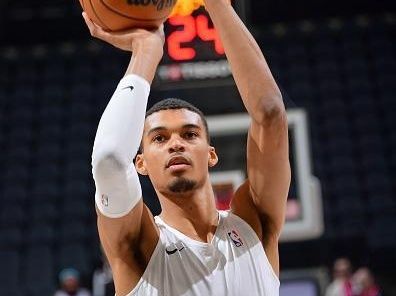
220,210 -> 261,244
230,181 -> 264,241
230,182 -> 281,275
325,280 -> 342,294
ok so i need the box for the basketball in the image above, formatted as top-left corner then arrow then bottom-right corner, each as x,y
79,0 -> 178,31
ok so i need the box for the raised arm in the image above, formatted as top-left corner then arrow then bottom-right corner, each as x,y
84,14 -> 164,295
204,1 -> 291,275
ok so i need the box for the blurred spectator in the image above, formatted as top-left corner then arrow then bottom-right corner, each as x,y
92,259 -> 114,296
352,267 -> 382,296
54,268 -> 91,296
325,258 -> 353,296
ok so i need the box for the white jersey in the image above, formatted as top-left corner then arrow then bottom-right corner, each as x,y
128,210 -> 279,296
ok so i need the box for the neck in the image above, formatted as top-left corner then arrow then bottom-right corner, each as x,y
157,180 -> 219,243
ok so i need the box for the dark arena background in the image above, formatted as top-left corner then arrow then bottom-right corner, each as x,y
0,0 -> 395,295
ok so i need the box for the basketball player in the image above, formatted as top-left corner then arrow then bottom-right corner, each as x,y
83,0 -> 290,295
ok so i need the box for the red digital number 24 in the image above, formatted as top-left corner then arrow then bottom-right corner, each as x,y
167,14 -> 225,61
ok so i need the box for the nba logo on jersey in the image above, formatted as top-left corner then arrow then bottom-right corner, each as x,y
101,194 -> 109,207
227,230 -> 244,247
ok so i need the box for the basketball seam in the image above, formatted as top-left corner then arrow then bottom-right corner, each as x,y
89,0 -> 111,30
100,0 -> 169,22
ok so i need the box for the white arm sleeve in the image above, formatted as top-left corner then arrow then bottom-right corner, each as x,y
91,74 -> 150,218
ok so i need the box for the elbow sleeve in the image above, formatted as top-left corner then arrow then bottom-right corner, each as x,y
93,156 -> 142,218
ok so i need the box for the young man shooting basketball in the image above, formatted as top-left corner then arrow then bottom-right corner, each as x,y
84,0 -> 290,295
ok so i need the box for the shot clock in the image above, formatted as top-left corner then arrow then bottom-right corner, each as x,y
155,2 -> 246,87
165,8 -> 225,62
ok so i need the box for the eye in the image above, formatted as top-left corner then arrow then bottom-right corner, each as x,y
184,131 -> 198,139
152,134 -> 166,143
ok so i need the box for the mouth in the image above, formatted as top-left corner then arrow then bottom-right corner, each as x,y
166,155 -> 191,171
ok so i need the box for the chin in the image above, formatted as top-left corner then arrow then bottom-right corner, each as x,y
167,177 -> 197,193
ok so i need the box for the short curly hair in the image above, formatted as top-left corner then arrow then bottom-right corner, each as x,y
145,98 -> 210,143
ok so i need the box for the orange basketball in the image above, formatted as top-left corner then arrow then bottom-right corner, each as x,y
79,0 -> 177,31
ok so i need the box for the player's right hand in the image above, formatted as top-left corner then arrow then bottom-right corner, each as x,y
82,12 -> 164,58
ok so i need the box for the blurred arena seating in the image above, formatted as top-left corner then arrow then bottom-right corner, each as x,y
0,14 -> 395,295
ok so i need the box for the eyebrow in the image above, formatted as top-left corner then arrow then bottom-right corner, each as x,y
147,124 -> 201,136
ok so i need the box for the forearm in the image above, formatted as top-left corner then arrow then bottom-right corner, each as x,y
91,55 -> 153,218
204,0 -> 284,123
82,12 -> 164,83
92,73 -> 149,168
125,44 -> 162,83
93,49 -> 160,162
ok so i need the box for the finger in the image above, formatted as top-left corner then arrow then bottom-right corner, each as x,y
82,12 -> 107,39
82,12 -> 96,35
156,25 -> 165,43
82,12 -> 114,42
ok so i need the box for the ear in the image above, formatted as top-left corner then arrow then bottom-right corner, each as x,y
135,153 -> 148,175
208,146 -> 218,168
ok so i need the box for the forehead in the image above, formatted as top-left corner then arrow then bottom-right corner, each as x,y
144,109 -> 204,132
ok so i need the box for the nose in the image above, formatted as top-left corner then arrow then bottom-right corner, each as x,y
168,135 -> 185,153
